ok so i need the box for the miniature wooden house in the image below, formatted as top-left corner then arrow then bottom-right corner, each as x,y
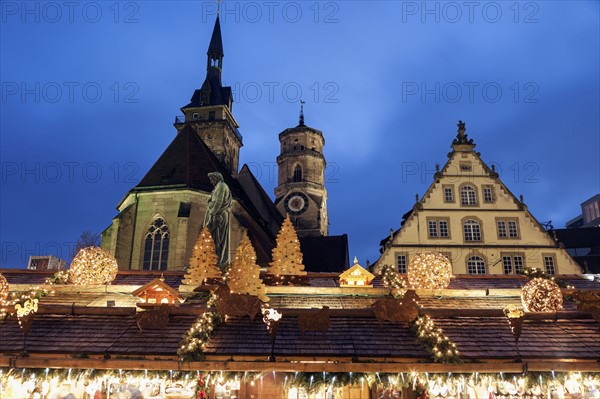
132,278 -> 183,306
338,258 -> 375,287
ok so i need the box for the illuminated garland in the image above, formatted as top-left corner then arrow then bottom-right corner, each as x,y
380,264 -> 406,291
521,278 -> 563,312
407,252 -> 452,290
0,369 -> 598,398
412,315 -> 461,364
0,273 -> 8,304
178,311 -> 222,362
520,267 -> 571,288
69,246 -> 118,285
44,270 -> 70,285
1,286 -> 52,319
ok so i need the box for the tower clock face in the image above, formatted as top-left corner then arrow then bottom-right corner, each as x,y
284,192 -> 309,215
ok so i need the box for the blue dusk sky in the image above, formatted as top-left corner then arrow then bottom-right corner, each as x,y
1,1 -> 599,268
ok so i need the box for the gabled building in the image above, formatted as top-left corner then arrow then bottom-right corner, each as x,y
377,121 -> 582,275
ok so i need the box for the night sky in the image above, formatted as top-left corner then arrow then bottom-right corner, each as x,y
1,1 -> 598,269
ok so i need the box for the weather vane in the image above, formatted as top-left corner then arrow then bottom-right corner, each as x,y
217,0 -> 223,15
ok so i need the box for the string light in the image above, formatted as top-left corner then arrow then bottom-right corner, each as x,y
407,252 -> 452,289
521,278 -> 563,312
267,215 -> 307,284
226,232 -> 268,301
0,273 -> 9,304
69,246 -> 118,285
380,264 -> 406,290
413,315 -> 460,364
178,311 -> 222,361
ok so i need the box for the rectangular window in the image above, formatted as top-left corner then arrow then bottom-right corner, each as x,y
497,219 -> 520,239
508,221 -> 519,238
439,220 -> 449,238
483,186 -> 494,203
208,111 -> 216,120
443,186 -> 454,203
544,255 -> 556,275
397,255 -> 407,274
192,112 -> 199,120
428,220 -> 438,238
427,218 -> 450,239
497,221 -> 507,238
501,254 -> 525,274
460,162 -> 472,171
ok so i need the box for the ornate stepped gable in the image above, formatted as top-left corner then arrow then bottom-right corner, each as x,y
378,121 -> 582,275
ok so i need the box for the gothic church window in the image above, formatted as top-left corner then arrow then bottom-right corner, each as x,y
142,217 -> 170,271
293,165 -> 302,182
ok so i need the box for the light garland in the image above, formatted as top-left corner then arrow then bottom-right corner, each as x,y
407,252 -> 452,290
69,246 -> 118,285
380,264 -> 406,291
1,286 -> 52,319
45,270 -> 70,285
0,369 -> 598,399
521,278 -> 563,312
178,311 -> 222,361
413,315 -> 461,364
0,272 -> 9,304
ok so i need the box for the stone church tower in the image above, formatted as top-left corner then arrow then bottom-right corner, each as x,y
175,15 -> 242,176
274,105 -> 329,237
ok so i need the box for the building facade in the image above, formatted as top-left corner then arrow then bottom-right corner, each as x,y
377,121 -> 582,275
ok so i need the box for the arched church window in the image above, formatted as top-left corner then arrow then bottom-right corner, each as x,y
142,217 -> 170,271
293,165 -> 302,182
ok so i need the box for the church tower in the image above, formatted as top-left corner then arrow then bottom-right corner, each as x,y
274,104 -> 328,237
175,15 -> 242,175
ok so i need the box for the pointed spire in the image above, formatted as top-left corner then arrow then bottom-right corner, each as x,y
299,100 -> 305,126
208,15 -> 224,56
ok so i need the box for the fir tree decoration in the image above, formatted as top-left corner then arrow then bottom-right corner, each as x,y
68,246 -> 118,285
183,227 -> 222,286
226,232 -> 269,302
268,215 -> 307,278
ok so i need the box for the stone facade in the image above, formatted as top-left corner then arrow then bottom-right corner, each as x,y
376,122 -> 582,275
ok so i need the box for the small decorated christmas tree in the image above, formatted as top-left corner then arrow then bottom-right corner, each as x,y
268,215 -> 307,277
183,227 -> 222,286
226,232 -> 268,302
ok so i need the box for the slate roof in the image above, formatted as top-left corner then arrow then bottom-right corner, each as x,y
300,235 -> 349,273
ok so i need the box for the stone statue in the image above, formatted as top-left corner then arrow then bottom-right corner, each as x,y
204,172 -> 232,268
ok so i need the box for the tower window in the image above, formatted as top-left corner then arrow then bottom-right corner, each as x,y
142,217 -> 170,271
208,111 -> 216,120
293,165 -> 302,182
192,113 -> 199,120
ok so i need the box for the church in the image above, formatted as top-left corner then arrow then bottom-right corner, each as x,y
100,16 -> 348,273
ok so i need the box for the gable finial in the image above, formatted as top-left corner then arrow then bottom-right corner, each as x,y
299,100 -> 305,126
452,119 -> 474,146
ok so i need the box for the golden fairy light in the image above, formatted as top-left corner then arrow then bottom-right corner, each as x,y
0,272 -> 9,304
407,252 -> 452,290
267,215 -> 307,281
226,232 -> 268,302
521,277 -> 563,312
68,246 -> 118,285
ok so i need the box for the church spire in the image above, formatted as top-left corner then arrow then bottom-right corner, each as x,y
299,100 -> 305,126
206,16 -> 224,76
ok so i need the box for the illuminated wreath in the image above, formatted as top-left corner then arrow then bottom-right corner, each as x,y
521,277 -> 563,312
407,252 -> 452,289
69,246 -> 118,285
